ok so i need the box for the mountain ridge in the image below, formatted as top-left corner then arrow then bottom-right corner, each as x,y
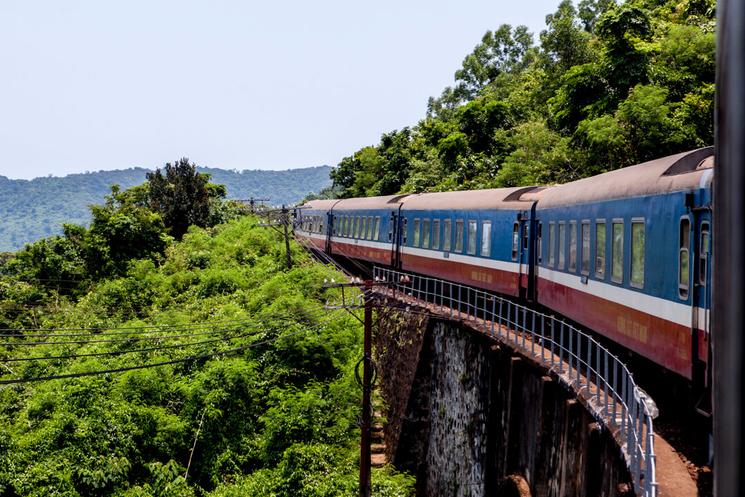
0,165 -> 332,251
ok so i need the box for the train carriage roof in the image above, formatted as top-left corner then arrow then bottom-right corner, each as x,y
297,199 -> 340,212
536,148 -> 714,209
400,186 -> 544,211
299,194 -> 414,212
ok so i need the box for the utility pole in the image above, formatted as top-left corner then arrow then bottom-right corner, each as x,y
256,204 -> 293,270
324,278 -> 381,497
282,205 -> 293,270
236,197 -> 270,213
360,279 -> 373,497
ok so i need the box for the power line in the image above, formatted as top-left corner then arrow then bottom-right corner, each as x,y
1,328 -> 270,363
0,313 -> 331,347
0,321 -> 251,338
0,311 -> 344,385
0,325 -> 250,347
0,308 -> 328,334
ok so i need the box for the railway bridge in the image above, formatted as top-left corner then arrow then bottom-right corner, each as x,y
363,267 -> 697,497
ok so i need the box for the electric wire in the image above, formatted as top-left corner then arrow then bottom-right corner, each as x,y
0,308 -> 328,334
0,310 -> 345,385
1,326 -> 270,363
0,310 -> 336,361
0,317 -> 328,347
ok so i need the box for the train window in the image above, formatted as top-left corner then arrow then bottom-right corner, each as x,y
412,218 -> 420,247
361,217 -> 368,238
631,219 -> 645,288
522,223 -> 529,250
612,220 -> 624,283
595,221 -> 606,278
374,217 -> 381,241
679,217 -> 690,299
346,216 -> 352,237
699,222 -> 710,286
443,219 -> 452,252
432,220 -> 441,250
548,222 -> 556,267
388,214 -> 394,242
481,221 -> 492,256
455,220 -> 464,253
367,216 -> 374,240
558,222 -> 566,269
569,221 -> 577,272
467,220 -> 478,255
512,223 -> 519,261
581,221 -> 590,275
402,218 -> 408,244
422,219 -> 431,248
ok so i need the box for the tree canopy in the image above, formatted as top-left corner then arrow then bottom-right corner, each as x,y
0,189 -> 414,497
331,0 -> 715,197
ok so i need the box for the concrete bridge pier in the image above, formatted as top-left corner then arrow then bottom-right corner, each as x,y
375,315 -> 635,497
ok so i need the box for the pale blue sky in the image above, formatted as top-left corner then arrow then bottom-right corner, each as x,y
0,0 -> 562,179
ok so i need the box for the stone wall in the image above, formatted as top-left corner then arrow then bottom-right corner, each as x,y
376,314 -> 634,497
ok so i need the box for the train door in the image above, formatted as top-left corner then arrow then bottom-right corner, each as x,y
389,206 -> 405,269
692,211 -> 712,395
325,211 -> 333,254
517,211 -> 531,298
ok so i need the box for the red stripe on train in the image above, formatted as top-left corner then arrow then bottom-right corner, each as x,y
401,252 -> 520,297
330,241 -> 391,265
536,277 -> 693,379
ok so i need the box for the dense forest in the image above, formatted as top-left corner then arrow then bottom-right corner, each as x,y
330,0 -> 715,198
0,164 -> 413,496
0,164 -> 332,252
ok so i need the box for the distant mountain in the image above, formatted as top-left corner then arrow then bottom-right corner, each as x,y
0,165 -> 332,251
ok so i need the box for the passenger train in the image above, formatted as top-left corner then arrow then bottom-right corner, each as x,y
294,147 -> 714,389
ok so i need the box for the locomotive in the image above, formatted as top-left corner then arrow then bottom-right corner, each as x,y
295,147 -> 713,390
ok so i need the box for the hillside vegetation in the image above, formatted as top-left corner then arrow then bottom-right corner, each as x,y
331,0 -> 715,198
0,171 -> 413,496
0,164 -> 331,252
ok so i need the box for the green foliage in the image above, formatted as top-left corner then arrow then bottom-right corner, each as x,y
146,158 -> 224,240
332,0 -> 714,199
0,215 -> 413,496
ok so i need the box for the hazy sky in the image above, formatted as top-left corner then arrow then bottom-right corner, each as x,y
0,0 -> 562,179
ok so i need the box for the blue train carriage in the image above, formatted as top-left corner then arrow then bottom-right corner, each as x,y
534,148 -> 713,381
398,187 -> 544,298
327,195 -> 410,266
294,199 -> 338,252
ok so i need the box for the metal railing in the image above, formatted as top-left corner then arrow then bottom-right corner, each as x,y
373,267 -> 657,497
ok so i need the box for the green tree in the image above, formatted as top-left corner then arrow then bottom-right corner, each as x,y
596,4 -> 653,99
147,158 -> 227,240
540,0 -> 595,81
454,24 -> 534,100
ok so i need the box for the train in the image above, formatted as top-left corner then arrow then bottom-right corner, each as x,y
294,147 -> 714,391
